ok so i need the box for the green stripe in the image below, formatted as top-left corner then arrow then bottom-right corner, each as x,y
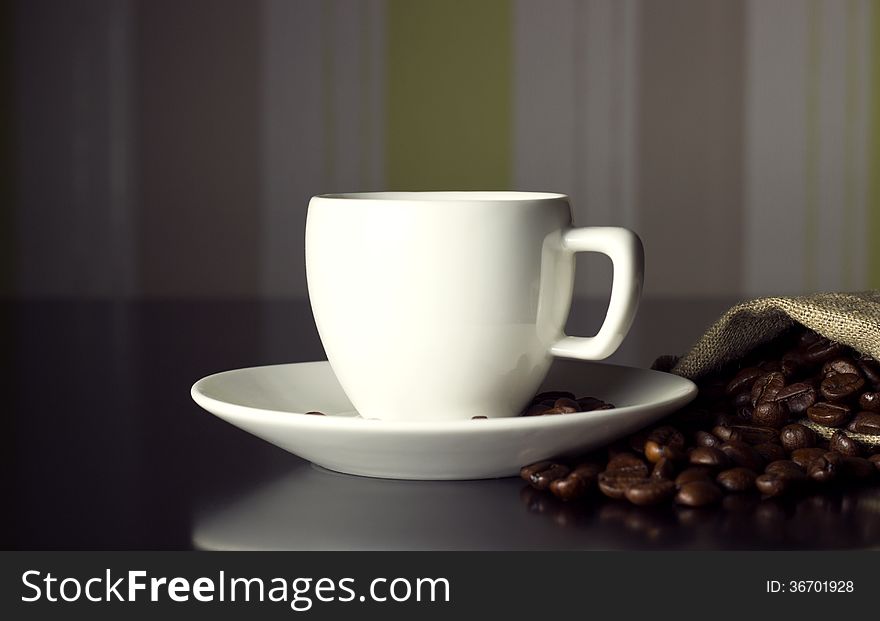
805,0 -> 821,292
386,0 -> 512,190
870,0 -> 880,287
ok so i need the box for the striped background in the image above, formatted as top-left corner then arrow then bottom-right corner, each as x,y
7,0 -> 880,299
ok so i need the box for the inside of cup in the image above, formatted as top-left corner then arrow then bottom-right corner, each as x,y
316,191 -> 567,202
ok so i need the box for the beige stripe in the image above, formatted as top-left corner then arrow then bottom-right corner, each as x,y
638,0 -> 745,297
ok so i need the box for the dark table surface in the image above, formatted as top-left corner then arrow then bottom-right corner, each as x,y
4,298 -> 880,550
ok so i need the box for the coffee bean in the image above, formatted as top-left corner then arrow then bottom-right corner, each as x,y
823,357 -> 860,376
694,430 -> 723,448
791,447 -> 827,469
773,382 -> 816,415
712,424 -> 742,442
779,423 -> 817,452
529,463 -> 571,490
802,338 -> 845,364
643,426 -> 686,463
806,402 -> 851,427
675,467 -> 712,488
571,462 -> 603,481
764,460 -> 807,481
808,452 -> 841,483
531,391 -> 575,405
868,454 -> 880,472
728,424 -> 779,445
720,440 -> 764,471
521,461 -> 553,482
625,479 -> 676,506
523,404 -> 550,417
830,431 -> 862,457
576,396 -> 613,412
847,412 -> 880,434
858,391 -> 880,411
606,453 -> 649,476
755,473 -> 789,497
549,464 -> 600,500
651,354 -> 680,372
549,475 -> 588,501
547,463 -> 602,501
751,372 -> 785,406
753,442 -> 787,463
716,467 -> 757,492
675,480 -> 722,506
752,401 -> 788,428
726,366 -> 763,396
689,446 -> 729,468
553,397 -> 581,413
651,458 -> 676,481
819,373 -> 864,402
597,472 -> 647,499
856,355 -> 880,385
542,407 -> 566,415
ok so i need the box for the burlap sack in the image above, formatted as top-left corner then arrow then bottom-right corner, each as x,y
670,291 -> 880,447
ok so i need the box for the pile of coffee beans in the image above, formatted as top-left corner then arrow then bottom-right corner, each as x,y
520,391 -> 615,416
521,327 -> 880,506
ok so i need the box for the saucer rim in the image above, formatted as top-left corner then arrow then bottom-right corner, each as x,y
191,360 -> 698,434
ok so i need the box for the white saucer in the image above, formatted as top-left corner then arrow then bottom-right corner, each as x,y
191,360 -> 697,480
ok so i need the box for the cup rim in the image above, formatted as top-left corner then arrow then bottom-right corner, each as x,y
313,191 -> 567,202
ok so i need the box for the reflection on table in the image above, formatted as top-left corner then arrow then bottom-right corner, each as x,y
193,461 -> 880,550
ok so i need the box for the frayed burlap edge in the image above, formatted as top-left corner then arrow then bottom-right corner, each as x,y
801,420 -> 880,444
670,291 -> 880,449
671,291 -> 880,380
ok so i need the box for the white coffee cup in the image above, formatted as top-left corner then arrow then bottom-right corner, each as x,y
306,192 -> 643,422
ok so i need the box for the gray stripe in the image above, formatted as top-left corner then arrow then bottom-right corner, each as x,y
637,0 -> 745,296
260,0 -> 324,298
135,0 -> 262,297
15,0 -> 134,297
107,0 -> 136,297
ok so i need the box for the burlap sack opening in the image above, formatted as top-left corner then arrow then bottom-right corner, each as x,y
670,291 -> 880,447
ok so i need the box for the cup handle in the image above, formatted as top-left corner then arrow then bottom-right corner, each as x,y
550,227 -> 644,360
